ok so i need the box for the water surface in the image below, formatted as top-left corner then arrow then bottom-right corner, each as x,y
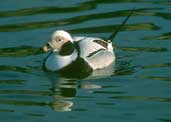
0,0 -> 171,122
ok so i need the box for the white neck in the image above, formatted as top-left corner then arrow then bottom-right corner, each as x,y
45,50 -> 78,71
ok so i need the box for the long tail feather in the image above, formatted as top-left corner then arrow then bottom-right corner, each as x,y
107,9 -> 135,41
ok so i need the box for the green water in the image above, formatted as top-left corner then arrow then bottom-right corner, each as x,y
0,0 -> 171,122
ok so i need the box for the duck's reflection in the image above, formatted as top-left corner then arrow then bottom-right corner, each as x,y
46,63 -> 115,112
50,77 -> 76,112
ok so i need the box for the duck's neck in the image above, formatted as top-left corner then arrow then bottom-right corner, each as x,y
44,42 -> 78,71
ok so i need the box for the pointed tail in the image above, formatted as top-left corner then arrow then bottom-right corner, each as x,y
107,8 -> 135,41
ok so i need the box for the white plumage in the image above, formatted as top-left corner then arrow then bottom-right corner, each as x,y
73,37 -> 115,70
43,30 -> 115,72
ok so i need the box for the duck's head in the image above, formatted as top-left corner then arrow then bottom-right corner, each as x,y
43,30 -> 75,55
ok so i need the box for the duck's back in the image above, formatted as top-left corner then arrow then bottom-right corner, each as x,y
73,36 -> 115,70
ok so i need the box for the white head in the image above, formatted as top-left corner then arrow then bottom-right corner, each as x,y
43,30 -> 74,53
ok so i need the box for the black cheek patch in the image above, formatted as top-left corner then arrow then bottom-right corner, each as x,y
59,41 -> 75,56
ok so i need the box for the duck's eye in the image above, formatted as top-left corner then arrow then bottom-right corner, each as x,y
56,38 -> 62,42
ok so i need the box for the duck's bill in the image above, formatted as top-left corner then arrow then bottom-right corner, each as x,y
43,43 -> 52,52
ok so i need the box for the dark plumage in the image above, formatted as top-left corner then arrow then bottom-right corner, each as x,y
59,41 -> 75,56
58,58 -> 93,78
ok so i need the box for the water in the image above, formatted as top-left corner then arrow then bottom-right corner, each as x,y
0,0 -> 171,122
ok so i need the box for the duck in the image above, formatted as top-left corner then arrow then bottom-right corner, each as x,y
42,10 -> 134,78
42,30 -> 115,77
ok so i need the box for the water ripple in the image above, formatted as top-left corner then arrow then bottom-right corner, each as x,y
0,99 -> 49,106
119,46 -> 168,52
142,76 -> 171,82
0,5 -> 95,18
111,96 -> 171,102
0,90 -> 51,96
143,62 -> 171,69
0,80 -> 24,85
0,46 -> 43,57
143,32 -> 171,40
0,65 -> 29,73
159,118 -> 171,122
0,8 -> 161,32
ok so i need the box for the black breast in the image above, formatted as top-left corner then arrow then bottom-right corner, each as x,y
57,58 -> 93,79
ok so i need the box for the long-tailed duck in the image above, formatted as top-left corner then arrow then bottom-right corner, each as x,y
42,9 -> 134,77
42,30 -> 115,77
